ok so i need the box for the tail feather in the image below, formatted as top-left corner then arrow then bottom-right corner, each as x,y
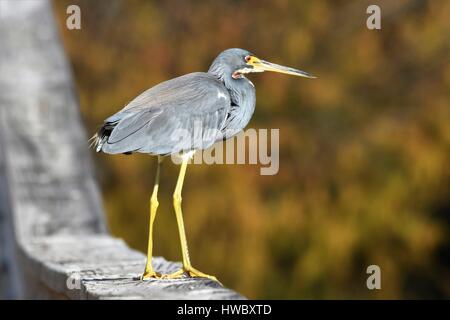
90,121 -> 118,152
88,133 -> 99,149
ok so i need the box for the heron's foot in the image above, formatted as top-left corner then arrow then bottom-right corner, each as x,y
141,269 -> 163,280
162,266 -> 220,283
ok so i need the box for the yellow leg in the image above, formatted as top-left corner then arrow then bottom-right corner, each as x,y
142,156 -> 163,280
163,154 -> 219,283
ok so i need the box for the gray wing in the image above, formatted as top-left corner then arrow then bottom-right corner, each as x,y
100,72 -> 231,155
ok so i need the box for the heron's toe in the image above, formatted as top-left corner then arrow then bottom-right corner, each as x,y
161,267 -> 221,284
185,267 -> 219,283
141,270 -> 163,280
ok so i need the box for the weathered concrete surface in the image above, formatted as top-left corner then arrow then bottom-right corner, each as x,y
0,0 -> 243,299
21,235 -> 242,300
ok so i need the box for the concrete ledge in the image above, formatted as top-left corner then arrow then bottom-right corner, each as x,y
20,235 -> 242,299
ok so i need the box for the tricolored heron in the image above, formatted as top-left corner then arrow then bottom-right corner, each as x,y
93,48 -> 315,282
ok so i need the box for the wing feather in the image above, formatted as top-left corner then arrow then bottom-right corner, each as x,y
101,73 -> 231,155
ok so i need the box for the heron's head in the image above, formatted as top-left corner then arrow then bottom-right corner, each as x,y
209,48 -> 316,80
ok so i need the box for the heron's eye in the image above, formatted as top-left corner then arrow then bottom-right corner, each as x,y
245,55 -> 251,62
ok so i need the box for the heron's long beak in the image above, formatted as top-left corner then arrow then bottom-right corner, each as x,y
247,56 -> 316,78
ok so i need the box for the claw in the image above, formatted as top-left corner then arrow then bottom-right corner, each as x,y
141,270 -> 163,280
162,267 -> 221,285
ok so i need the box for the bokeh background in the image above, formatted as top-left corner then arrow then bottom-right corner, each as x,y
53,0 -> 449,299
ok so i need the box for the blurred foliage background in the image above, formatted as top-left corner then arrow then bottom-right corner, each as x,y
53,0 -> 449,299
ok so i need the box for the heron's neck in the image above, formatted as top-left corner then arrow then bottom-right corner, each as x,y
209,70 -> 256,139
208,69 -> 253,101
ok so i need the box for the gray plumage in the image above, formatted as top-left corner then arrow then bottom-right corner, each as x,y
93,48 -> 314,155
